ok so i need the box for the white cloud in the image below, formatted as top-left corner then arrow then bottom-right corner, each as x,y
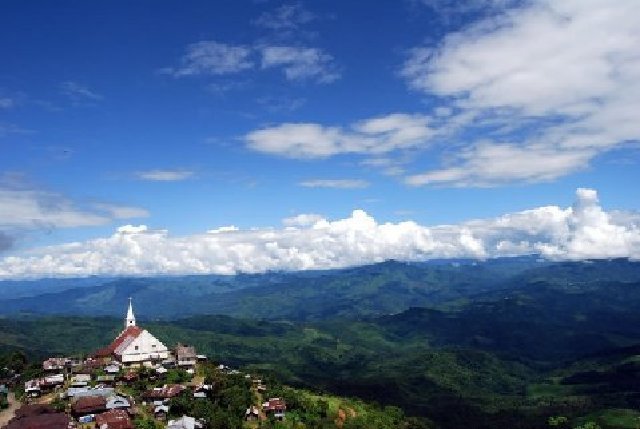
164,39 -> 340,84
165,41 -> 254,77
245,113 -> 434,158
1,188 -> 638,279
299,179 -> 369,189
282,213 -> 324,227
135,170 -> 194,181
60,81 -> 102,101
260,46 -> 340,83
405,143 -> 595,186
254,3 -> 315,31
0,189 -> 147,231
401,0 -> 640,186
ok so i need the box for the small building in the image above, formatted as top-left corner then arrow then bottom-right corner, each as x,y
97,375 -> 117,386
142,384 -> 185,404
66,387 -> 115,399
96,409 -> 134,429
154,404 -> 169,421
42,357 -> 70,372
72,395 -> 108,417
104,364 -> 121,375
262,397 -> 286,420
167,415 -> 203,429
245,405 -> 260,421
106,395 -> 131,410
71,373 -> 92,387
24,379 -> 41,398
175,344 -> 197,368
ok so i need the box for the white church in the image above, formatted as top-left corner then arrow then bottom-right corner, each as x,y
95,298 -> 169,365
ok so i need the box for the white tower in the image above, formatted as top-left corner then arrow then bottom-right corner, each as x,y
125,297 -> 136,329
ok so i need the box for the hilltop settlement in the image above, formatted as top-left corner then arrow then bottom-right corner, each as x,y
1,300 -> 295,429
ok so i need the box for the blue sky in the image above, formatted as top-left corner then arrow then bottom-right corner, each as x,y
1,1 -> 639,278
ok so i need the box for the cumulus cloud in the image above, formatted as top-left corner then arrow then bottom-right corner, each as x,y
245,113 -> 434,158
401,0 -> 640,186
299,179 -> 369,189
135,170 -> 195,181
1,188 -> 638,279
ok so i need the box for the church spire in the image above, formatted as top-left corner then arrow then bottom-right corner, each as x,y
125,297 -> 136,329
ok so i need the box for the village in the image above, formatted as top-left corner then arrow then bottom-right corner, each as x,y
0,300 -> 288,429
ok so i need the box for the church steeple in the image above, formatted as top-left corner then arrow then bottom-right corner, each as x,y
125,297 -> 136,328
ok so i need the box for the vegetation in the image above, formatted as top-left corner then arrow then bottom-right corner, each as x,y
1,258 -> 640,428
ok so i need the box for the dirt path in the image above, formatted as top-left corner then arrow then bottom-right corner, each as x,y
0,392 -> 19,428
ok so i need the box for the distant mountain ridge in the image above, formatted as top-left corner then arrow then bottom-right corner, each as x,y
1,257 -> 639,322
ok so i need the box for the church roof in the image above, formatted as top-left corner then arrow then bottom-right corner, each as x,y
94,326 -> 143,358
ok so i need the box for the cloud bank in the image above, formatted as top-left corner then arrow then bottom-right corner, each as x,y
1,188 -> 638,279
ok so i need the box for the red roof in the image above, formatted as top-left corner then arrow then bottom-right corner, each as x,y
72,396 -> 107,414
263,398 -> 286,412
96,409 -> 133,429
95,326 -> 143,358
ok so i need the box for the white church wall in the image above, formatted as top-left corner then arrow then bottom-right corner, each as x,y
120,330 -> 169,363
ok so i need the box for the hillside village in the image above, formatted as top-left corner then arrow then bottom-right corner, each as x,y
1,300 -> 386,429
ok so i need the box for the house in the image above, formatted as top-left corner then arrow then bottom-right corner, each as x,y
104,364 -> 121,375
142,384 -> 185,404
193,383 -> 212,399
42,357 -> 70,372
96,409 -> 134,429
167,415 -> 203,429
71,373 -> 92,387
245,405 -> 260,421
97,375 -> 117,386
175,344 -> 197,368
66,387 -> 115,399
24,379 -> 41,398
154,404 -> 169,421
5,404 -> 70,429
72,395 -> 107,416
106,395 -> 131,410
24,374 -> 64,397
94,298 -> 169,365
262,397 -> 286,420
